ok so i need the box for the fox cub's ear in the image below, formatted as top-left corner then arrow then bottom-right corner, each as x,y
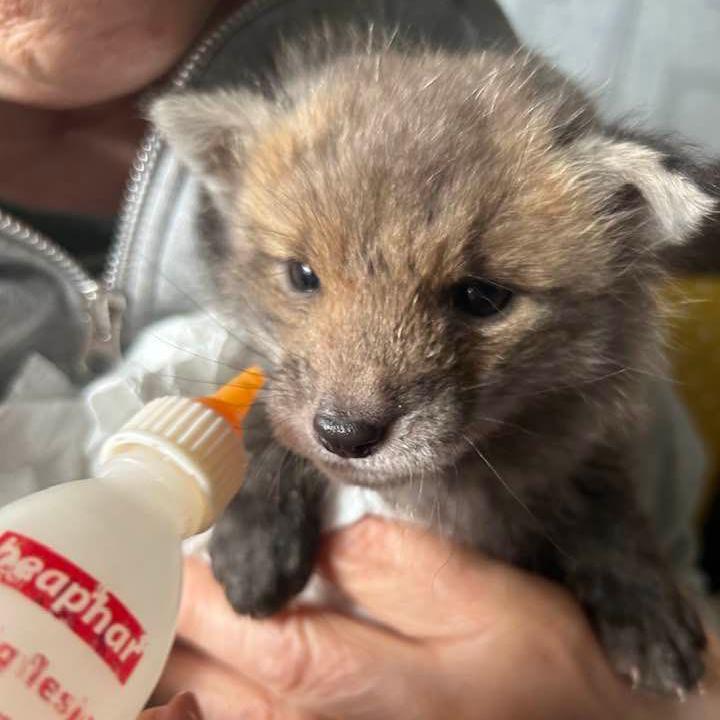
150,89 -> 274,210
570,132 -> 717,250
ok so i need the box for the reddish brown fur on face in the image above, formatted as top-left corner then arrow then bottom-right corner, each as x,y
238,51 -> 620,287
211,47 -> 668,484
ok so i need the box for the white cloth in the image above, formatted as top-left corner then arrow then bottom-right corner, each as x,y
0,313 -> 390,552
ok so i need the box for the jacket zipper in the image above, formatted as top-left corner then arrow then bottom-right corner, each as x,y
2,0 -> 282,378
0,209 -> 123,377
105,0 -> 283,295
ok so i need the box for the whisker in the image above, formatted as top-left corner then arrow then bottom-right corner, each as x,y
269,448 -> 292,501
473,414 -> 539,436
461,434 -> 573,562
146,334 -> 262,372
121,362 -> 279,390
522,367 -> 630,396
126,247 -> 293,365
458,367 -> 624,395
125,247 -> 321,380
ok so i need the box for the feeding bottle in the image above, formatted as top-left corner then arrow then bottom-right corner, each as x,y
0,367 -> 264,720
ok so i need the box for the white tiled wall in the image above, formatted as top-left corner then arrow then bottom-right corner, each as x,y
498,0 -> 720,153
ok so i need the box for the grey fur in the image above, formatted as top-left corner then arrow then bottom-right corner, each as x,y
152,38 -> 718,694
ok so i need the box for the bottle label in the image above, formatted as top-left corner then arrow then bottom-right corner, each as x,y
0,531 -> 146,685
0,629 -> 96,719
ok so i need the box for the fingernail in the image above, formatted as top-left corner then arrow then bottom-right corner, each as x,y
169,692 -> 203,719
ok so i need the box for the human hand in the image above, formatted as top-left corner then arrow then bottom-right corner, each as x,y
139,691 -> 202,719
155,517 -> 719,719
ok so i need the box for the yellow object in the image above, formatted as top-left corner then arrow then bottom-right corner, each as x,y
196,366 -> 265,435
665,276 -> 720,514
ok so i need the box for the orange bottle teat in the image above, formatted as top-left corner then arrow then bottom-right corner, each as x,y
195,366 -> 265,434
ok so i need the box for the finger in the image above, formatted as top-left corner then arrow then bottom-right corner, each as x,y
138,708 -> 169,720
177,557 -> 439,718
141,692 -> 203,719
318,516 -> 579,638
154,643 -> 311,720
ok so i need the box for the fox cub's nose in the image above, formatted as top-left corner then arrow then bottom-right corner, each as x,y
313,414 -> 387,458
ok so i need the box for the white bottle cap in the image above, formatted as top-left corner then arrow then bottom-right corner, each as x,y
97,368 -> 263,534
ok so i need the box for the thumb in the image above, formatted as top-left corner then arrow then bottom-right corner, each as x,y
140,692 -> 203,719
177,556 -> 440,719
318,516 -> 579,639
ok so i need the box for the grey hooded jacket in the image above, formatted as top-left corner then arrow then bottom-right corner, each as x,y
0,0 -> 707,584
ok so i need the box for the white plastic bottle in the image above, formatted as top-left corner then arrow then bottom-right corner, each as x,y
0,368 -> 263,720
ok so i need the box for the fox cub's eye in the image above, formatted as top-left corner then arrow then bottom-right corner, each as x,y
451,278 -> 513,318
288,260 -> 320,293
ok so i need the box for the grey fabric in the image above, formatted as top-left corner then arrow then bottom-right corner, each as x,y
0,235 -> 89,392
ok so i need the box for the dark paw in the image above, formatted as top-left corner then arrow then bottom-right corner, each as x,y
209,494 -> 318,617
593,582 -> 707,695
